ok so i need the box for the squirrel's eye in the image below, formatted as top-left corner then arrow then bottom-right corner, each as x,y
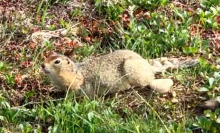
54,59 -> 61,64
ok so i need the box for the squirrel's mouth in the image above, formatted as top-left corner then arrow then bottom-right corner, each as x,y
42,68 -> 50,74
41,63 -> 50,74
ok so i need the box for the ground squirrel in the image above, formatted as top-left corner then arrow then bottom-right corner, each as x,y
42,50 -> 199,98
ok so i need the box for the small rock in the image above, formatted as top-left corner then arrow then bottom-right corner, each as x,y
172,91 -> 177,97
171,98 -> 179,103
198,97 -> 219,111
150,79 -> 174,93
60,29 -> 67,36
159,98 -> 166,103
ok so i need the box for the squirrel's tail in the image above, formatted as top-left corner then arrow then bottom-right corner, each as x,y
149,57 -> 199,73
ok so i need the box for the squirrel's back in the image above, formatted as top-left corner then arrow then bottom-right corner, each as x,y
76,50 -> 153,96
78,50 -> 143,72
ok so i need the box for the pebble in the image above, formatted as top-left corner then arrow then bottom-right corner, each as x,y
172,91 -> 177,97
171,98 -> 179,103
199,97 -> 219,111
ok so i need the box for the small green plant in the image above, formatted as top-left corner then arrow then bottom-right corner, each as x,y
94,0 -> 124,20
198,71 -> 220,92
196,6 -> 219,29
4,73 -> 15,86
125,0 -> 168,10
75,45 -> 96,59
0,62 -> 4,71
123,11 -> 194,58
19,122 -> 32,133
196,67 -> 220,132
193,108 -> 220,133
200,0 -> 219,9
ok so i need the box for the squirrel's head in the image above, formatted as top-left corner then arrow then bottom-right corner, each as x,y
41,52 -> 75,76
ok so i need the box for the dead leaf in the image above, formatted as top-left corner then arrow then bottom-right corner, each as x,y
29,42 -> 37,49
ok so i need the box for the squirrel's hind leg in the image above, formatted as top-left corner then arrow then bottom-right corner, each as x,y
123,58 -> 155,87
123,58 -> 173,93
149,79 -> 173,93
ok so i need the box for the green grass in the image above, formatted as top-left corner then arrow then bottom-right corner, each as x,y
0,92 -> 194,133
1,0 -> 220,132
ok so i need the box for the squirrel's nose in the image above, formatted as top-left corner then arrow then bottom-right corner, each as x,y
41,63 -> 45,68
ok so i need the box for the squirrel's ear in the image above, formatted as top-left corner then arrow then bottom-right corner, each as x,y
66,58 -> 70,64
52,51 -> 58,55
43,56 -> 47,60
41,53 -> 46,60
